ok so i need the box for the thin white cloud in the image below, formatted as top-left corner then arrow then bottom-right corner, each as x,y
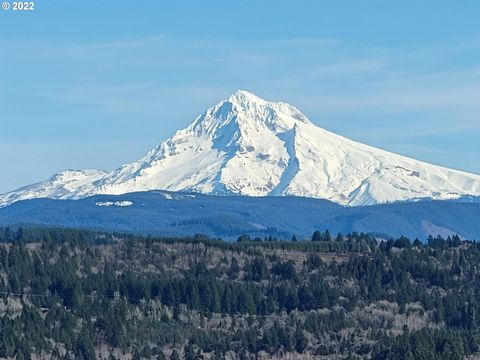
308,59 -> 386,77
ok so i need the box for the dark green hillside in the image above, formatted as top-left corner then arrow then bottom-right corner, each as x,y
0,227 -> 479,359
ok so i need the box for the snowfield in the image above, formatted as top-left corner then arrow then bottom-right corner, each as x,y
1,90 -> 480,207
95,201 -> 133,207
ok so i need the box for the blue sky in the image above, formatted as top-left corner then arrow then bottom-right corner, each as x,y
0,1 -> 479,192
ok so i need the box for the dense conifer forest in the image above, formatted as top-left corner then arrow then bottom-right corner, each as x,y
0,227 -> 479,359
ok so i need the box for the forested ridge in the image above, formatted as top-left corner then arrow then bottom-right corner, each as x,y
0,227 -> 479,359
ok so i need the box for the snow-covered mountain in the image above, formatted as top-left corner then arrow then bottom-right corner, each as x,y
2,90 -> 480,207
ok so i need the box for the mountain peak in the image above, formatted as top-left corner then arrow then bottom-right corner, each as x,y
1,91 -> 480,207
222,90 -> 311,127
190,90 -> 311,137
227,89 -> 264,105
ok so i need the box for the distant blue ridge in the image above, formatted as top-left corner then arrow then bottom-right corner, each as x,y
0,191 -> 478,241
